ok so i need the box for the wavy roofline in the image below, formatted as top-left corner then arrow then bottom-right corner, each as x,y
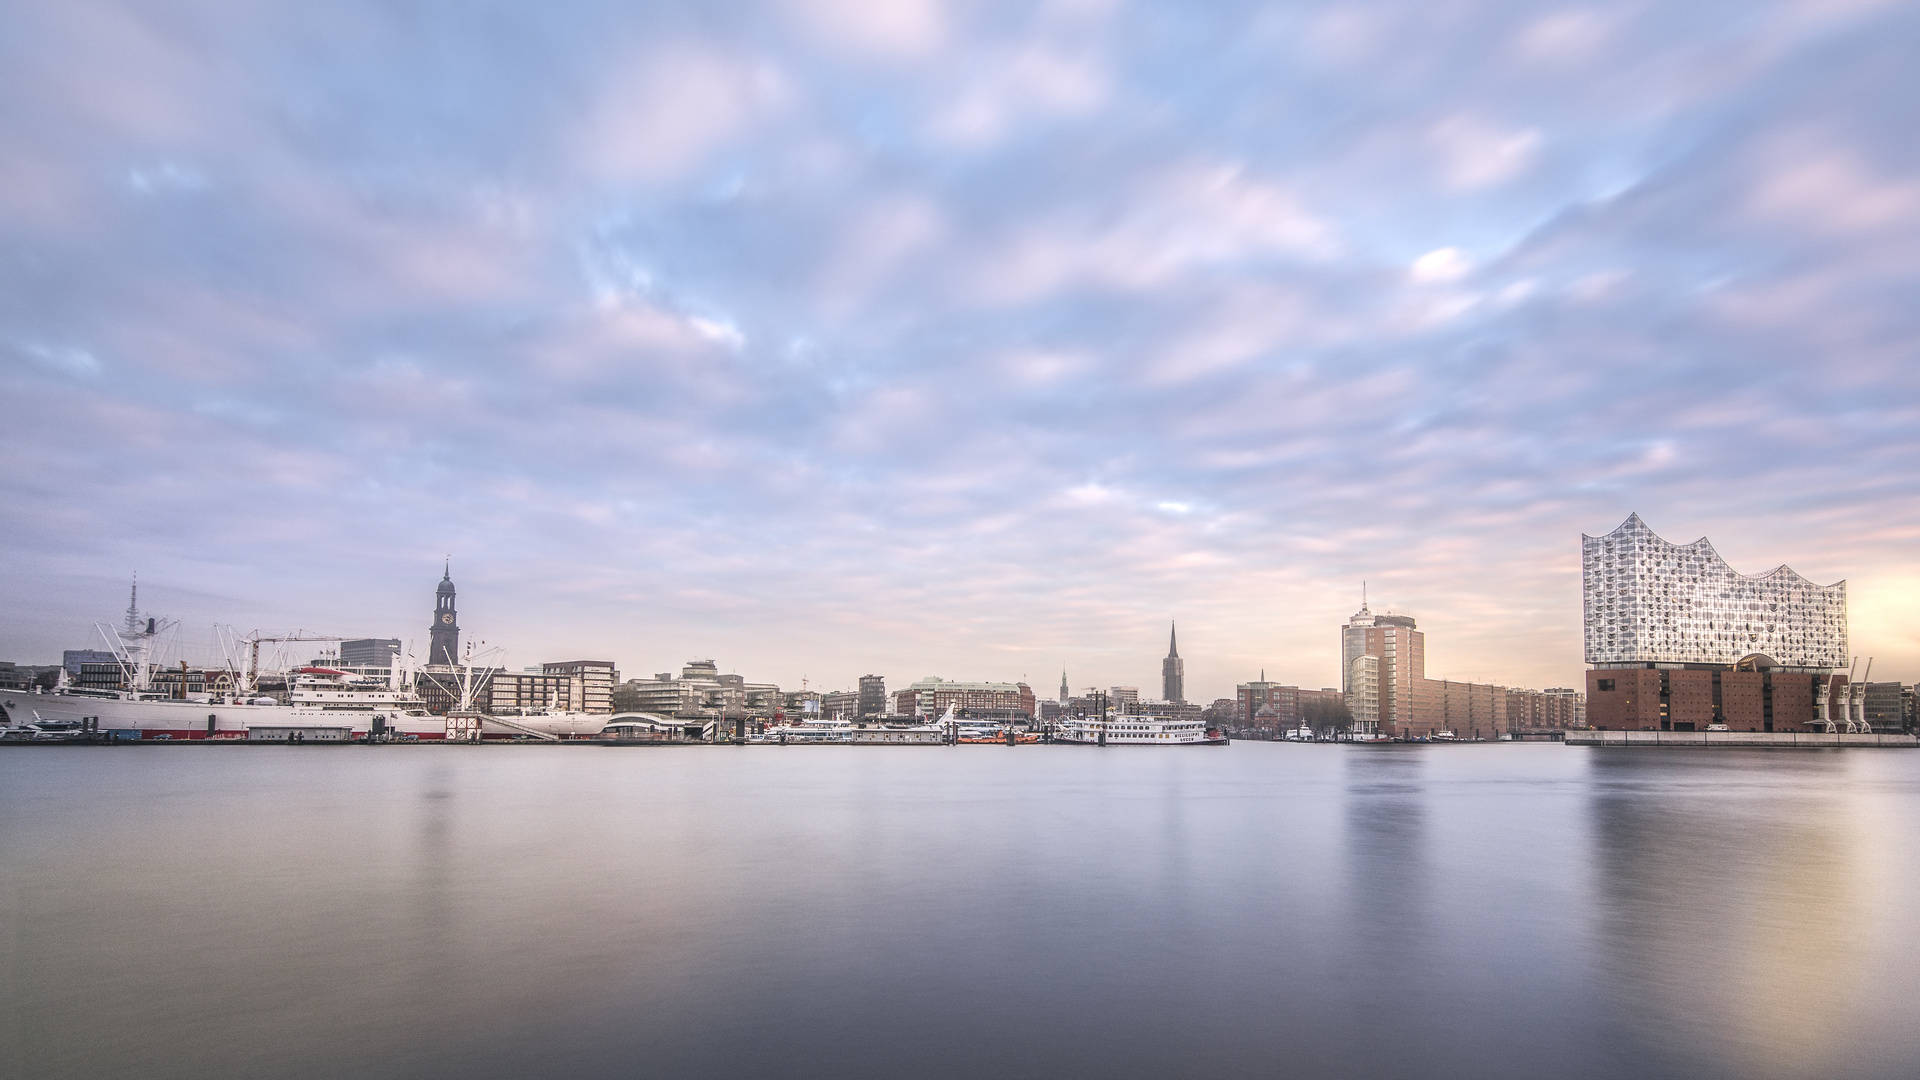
1583,514 -> 1845,590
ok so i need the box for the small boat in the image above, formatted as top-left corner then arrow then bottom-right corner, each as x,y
0,719 -> 96,743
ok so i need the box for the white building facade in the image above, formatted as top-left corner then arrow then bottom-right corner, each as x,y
1582,514 -> 1847,670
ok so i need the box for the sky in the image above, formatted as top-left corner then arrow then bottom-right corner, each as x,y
3,0 -> 1918,703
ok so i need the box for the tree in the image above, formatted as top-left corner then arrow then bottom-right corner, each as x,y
1301,696 -> 1353,739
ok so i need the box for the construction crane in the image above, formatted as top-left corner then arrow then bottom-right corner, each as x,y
235,632 -> 346,692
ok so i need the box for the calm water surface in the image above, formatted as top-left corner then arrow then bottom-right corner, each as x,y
4,743 -> 1918,1080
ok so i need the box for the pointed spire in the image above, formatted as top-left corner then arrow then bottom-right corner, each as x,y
1167,621 -> 1179,659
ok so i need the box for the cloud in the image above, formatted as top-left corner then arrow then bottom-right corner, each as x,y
1411,247 -> 1473,284
924,44 -> 1108,148
14,342 -> 104,378
969,162 -> 1336,303
786,0 -> 950,59
1746,137 -> 1920,235
1513,9 -> 1618,65
580,45 -> 787,185
1428,115 -> 1543,190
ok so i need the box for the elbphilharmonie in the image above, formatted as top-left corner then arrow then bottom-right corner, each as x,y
1582,515 -> 1863,732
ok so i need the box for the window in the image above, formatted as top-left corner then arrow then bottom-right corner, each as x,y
1597,679 -> 1616,692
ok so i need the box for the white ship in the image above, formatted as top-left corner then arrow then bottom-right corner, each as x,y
3,656 -> 453,742
1052,711 -> 1226,746
2,599 -> 292,739
757,718 -> 857,742
0,584 -> 606,742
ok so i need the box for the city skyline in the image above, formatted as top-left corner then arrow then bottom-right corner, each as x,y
3,547 -> 1707,708
5,2 -> 1918,694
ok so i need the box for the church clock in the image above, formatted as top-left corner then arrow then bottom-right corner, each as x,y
429,564 -> 460,664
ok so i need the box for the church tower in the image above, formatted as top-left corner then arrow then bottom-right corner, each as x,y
1059,668 -> 1070,704
1161,623 -> 1185,703
429,563 -> 460,665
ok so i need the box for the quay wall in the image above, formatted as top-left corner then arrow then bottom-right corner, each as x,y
1567,730 -> 1918,748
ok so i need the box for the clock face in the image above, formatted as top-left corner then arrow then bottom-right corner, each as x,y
441,613 -> 454,624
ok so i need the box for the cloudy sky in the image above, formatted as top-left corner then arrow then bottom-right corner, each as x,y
4,0 -> 1918,701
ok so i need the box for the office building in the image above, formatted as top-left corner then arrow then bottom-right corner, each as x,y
340,638 -> 401,668
820,689 -> 860,720
1162,624 -> 1185,703
1583,515 -> 1851,732
1543,687 -> 1587,728
1862,681 -> 1908,734
614,660 -> 780,721
1506,688 -> 1586,732
1125,698 -> 1205,723
62,649 -> 116,677
542,660 -> 618,714
486,670 -> 577,712
893,676 -> 1036,721
77,662 -> 126,690
1346,657 -> 1379,734
1339,601 -> 1425,737
0,663 -> 61,690
858,674 -> 888,718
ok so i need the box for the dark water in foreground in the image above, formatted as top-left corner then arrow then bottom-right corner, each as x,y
4,743 -> 1919,1080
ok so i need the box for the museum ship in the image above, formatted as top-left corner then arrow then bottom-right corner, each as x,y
0,577 -> 603,742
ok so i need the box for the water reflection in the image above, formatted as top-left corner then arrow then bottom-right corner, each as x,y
1589,752 -> 1883,1079
1344,747 -> 1429,945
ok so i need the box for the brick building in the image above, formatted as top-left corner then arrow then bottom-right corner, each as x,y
1506,687 -> 1586,732
1235,676 -> 1342,734
1411,679 -> 1507,742
1584,665 -> 1838,733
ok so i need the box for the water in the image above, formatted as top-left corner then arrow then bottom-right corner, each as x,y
4,743 -> 1919,1080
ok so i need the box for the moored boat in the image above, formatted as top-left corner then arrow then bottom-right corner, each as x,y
1052,712 -> 1226,745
